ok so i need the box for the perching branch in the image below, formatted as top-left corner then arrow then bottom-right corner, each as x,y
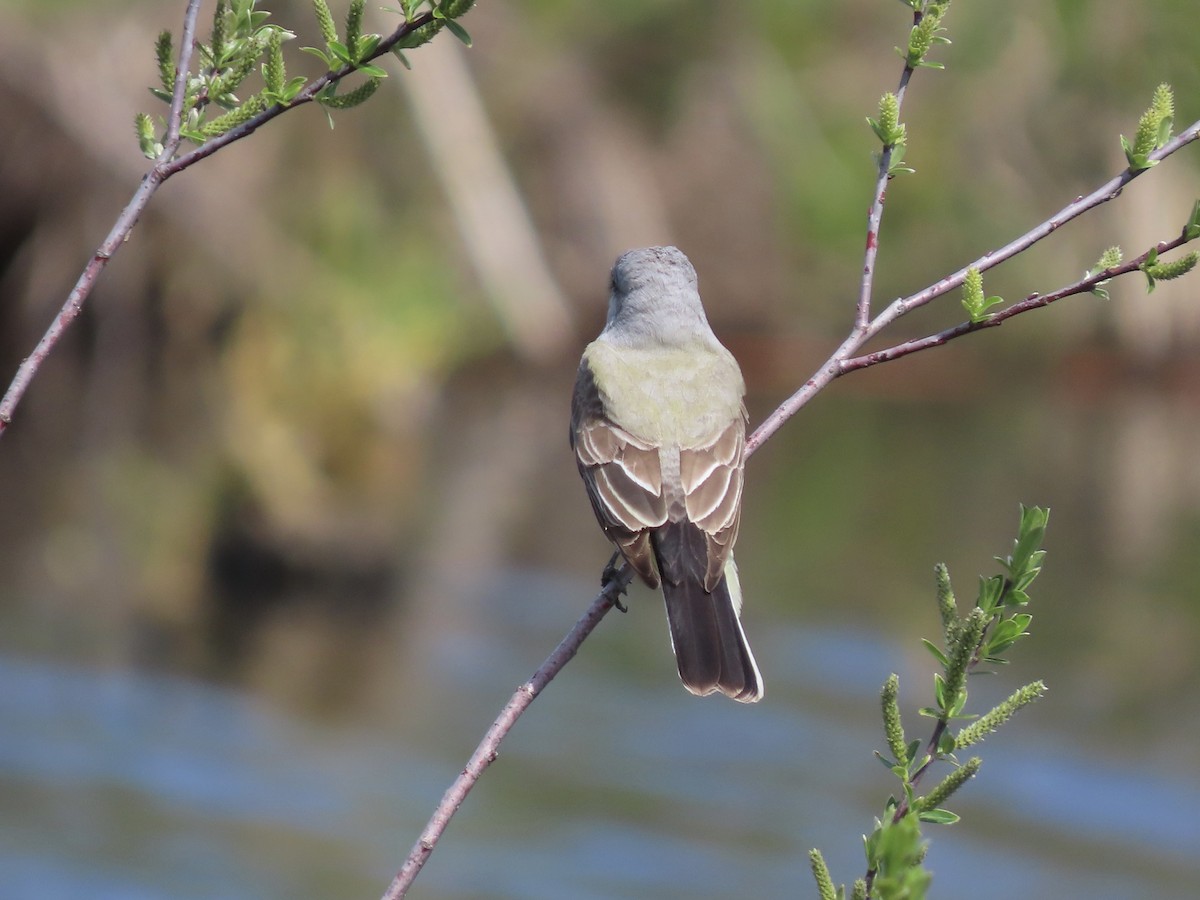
384,13 -> 1200,898
380,563 -> 635,900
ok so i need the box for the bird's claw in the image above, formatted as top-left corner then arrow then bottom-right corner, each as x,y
601,551 -> 629,613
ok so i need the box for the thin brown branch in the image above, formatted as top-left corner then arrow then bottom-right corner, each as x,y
380,564 -> 635,900
841,232 -> 1195,373
0,0 -> 203,435
856,13 -> 919,330
0,7 -> 437,438
746,115 -> 1200,457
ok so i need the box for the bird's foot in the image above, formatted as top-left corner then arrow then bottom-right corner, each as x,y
601,551 -> 629,612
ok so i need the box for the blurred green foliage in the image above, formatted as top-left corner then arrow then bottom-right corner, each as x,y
2,0 -> 1199,664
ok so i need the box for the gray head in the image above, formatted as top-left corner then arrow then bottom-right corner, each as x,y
602,246 -> 714,346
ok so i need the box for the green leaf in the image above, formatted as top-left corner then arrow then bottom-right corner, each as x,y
905,738 -> 922,765
327,40 -> 352,63
917,808 -> 961,825
444,17 -> 472,46
1185,201 -> 1200,241
921,638 -> 949,667
937,730 -> 956,755
300,46 -> 334,68
357,33 -> 382,60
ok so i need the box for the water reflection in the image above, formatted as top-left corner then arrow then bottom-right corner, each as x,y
2,562 -> 1198,899
3,366 -> 1200,899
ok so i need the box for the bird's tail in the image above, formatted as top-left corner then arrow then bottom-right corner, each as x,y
661,556 -> 763,703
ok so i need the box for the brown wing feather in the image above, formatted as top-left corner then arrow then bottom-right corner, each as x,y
571,360 -> 668,587
678,409 -> 746,590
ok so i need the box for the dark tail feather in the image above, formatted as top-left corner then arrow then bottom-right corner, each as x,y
661,572 -> 763,703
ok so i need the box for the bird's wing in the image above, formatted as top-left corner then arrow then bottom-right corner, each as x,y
677,409 -> 746,591
571,359 -> 668,586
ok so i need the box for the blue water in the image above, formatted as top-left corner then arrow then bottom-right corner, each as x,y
2,586 -> 1197,900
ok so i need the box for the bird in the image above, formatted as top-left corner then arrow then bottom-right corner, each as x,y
570,246 -> 763,702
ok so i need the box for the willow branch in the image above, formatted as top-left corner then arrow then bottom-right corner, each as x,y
856,12 -> 918,330
0,7 -> 437,438
0,0 -> 202,435
380,564 -> 636,900
842,232 -> 1195,372
747,115 -> 1200,456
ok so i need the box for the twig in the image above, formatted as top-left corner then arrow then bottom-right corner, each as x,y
388,42 -> 1200,900
380,564 -> 635,900
746,115 -> 1200,457
0,6 -> 438,438
0,0 -> 201,434
841,232 -> 1194,372
856,14 -> 919,330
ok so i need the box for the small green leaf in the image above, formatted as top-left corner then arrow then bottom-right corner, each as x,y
1185,201 -> 1200,241
921,638 -> 949,667
937,730 -> 955,755
327,40 -> 352,63
444,17 -> 472,46
300,46 -> 334,68
357,34 -> 382,59
917,808 -> 961,825
905,738 -> 922,765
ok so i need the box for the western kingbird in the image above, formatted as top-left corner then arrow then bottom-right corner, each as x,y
570,246 -> 763,702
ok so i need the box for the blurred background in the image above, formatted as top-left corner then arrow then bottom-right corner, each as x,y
2,0 -> 1199,897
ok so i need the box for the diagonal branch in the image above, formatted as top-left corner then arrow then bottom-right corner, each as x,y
0,0 -> 204,435
746,115 -> 1200,456
841,231 -> 1195,372
0,7 -> 439,438
856,9 -> 920,330
380,564 -> 636,900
